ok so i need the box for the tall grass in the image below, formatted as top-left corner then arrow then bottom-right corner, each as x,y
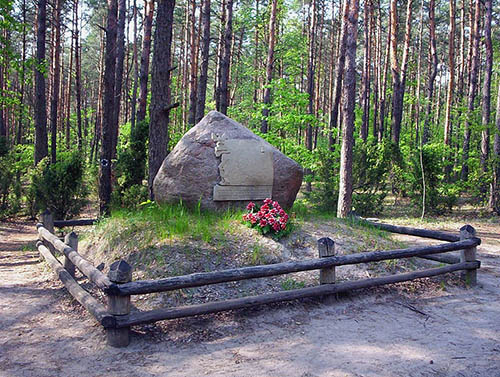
98,201 -> 243,245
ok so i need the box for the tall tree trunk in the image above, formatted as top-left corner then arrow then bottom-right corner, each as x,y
148,0 -> 176,199
457,0 -> 465,99
480,0 -> 492,181
360,0 -> 371,142
219,0 -> 233,115
444,0 -> 456,175
136,0 -> 154,123
187,0 -> 199,126
414,0 -> 424,145
99,0 -> 118,215
130,0 -> 139,132
261,0 -> 278,133
490,80 -> 500,212
378,1 -> 390,143
65,21 -> 74,150
49,0 -> 62,163
337,0 -> 359,218
327,1 -> 337,143
195,0 -> 211,123
112,0 -> 126,157
389,0 -> 412,147
215,0 -> 226,111
179,2 -> 189,129
305,0 -> 317,192
16,0 -> 27,145
329,0 -> 348,150
422,0 -> 437,145
91,25 -> 106,163
460,0 -> 480,181
0,50 -> 4,147
371,1 -> 379,140
74,0 -> 83,151
253,0 -> 260,105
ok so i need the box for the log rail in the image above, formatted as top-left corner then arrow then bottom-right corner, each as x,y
35,210 -> 481,348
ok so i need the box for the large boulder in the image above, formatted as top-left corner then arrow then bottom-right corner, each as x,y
153,111 -> 303,210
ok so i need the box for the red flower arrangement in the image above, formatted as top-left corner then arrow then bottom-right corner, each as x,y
243,198 -> 291,238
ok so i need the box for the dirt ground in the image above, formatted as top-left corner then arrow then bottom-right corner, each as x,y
1,219 -> 499,377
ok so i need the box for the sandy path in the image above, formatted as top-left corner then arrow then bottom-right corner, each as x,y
0,220 -> 499,377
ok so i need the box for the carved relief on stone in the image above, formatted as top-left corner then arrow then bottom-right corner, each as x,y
212,134 -> 274,201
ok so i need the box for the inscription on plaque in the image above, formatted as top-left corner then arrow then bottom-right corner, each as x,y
212,135 -> 273,201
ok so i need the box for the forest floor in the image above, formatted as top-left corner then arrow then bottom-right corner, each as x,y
1,216 -> 499,377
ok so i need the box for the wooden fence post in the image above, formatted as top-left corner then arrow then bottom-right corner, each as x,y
106,260 -> 132,347
318,237 -> 336,284
64,232 -> 77,278
41,209 -> 54,233
460,225 -> 477,286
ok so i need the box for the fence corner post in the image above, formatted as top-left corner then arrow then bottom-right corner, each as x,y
41,209 -> 54,234
63,232 -> 77,278
106,260 -> 132,347
460,224 -> 477,287
318,237 -> 336,284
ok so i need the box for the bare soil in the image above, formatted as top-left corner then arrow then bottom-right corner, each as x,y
1,219 -> 499,377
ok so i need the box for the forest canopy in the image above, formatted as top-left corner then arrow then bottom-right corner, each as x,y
0,0 -> 499,219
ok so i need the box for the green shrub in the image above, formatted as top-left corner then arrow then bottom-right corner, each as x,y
310,147 -> 340,212
0,145 -> 33,218
112,184 -> 148,209
409,143 -> 458,213
353,192 -> 385,217
29,151 -> 88,219
312,139 -> 390,216
113,119 -> 148,208
351,140 -> 390,216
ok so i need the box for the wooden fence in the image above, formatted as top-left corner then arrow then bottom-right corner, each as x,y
36,210 -> 481,348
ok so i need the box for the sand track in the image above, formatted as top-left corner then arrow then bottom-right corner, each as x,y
0,220 -> 499,377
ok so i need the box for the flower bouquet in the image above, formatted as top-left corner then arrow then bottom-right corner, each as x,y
242,198 -> 291,239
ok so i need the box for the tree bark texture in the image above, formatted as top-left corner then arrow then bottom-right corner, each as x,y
360,0 -> 371,142
195,0 -> 211,123
491,80 -> 500,212
480,0 -> 492,176
390,0 -> 412,146
337,0 -> 359,218
34,0 -> 48,164
74,0 -> 83,151
136,0 -> 154,123
329,0 -> 348,150
261,0 -> 278,133
49,0 -> 62,163
423,0 -> 437,145
443,0 -> 455,151
148,0 -> 176,199
187,0 -> 199,126
460,0 -> 480,181
112,0 -> 126,157
219,0 -> 233,115
99,0 -> 118,215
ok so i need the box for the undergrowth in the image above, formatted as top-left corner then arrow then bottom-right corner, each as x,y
95,201 -> 243,248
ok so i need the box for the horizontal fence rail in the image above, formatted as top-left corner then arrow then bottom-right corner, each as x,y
37,242 -> 116,328
419,253 -> 461,264
35,209 -> 481,348
53,219 -> 97,228
115,238 -> 480,296
362,220 -> 461,242
116,261 -> 480,328
37,223 -> 116,293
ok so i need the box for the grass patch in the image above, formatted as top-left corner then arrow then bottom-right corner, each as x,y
95,201 -> 244,249
280,278 -> 306,290
291,199 -> 336,221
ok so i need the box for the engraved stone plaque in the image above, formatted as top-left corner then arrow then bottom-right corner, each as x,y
213,136 -> 273,201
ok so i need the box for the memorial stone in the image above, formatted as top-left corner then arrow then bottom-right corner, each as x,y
153,111 -> 303,210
